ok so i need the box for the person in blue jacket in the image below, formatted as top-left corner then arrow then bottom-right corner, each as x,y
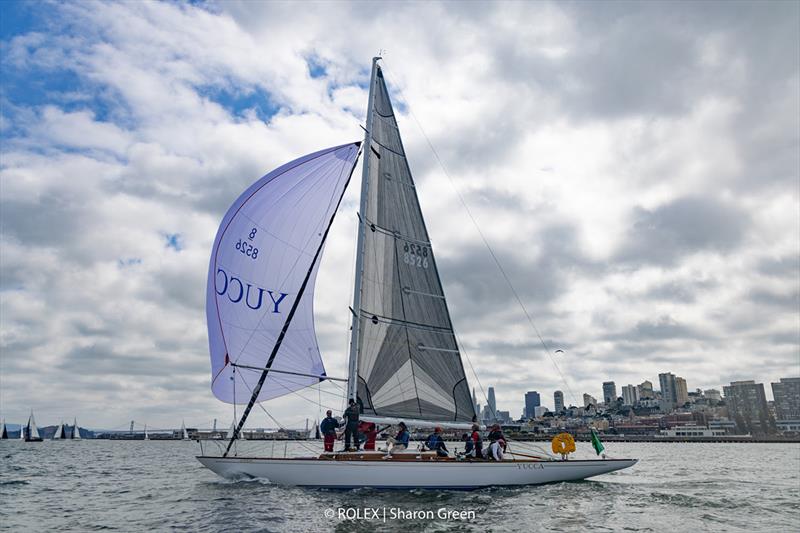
424,426 -> 449,457
386,422 -> 409,456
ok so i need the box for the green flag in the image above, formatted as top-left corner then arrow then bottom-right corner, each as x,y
590,428 -> 605,456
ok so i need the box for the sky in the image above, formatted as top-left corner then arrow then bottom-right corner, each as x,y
1,0 -> 798,431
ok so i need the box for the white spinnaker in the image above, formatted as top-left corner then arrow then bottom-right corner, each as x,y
206,143 -> 360,404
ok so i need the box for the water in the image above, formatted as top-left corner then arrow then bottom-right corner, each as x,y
1,440 -> 798,532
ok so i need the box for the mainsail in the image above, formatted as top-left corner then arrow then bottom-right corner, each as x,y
72,418 -> 81,440
27,412 -> 40,440
206,143 -> 361,404
351,62 -> 476,424
53,422 -> 65,439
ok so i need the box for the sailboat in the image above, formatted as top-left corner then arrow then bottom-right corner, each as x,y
25,411 -> 43,442
0,419 -> 7,439
181,421 -> 190,441
72,418 -> 82,440
53,421 -> 66,439
197,58 -> 636,488
144,424 -> 149,441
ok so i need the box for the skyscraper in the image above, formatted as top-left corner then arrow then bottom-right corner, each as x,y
602,381 -> 617,405
675,377 -> 689,406
621,384 -> 639,406
554,390 -> 564,413
723,380 -> 770,434
472,387 -> 479,418
659,373 -> 678,407
487,387 -> 497,421
771,377 -> 800,420
524,391 -> 541,418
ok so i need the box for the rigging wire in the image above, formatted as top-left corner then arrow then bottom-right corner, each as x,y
380,59 -> 580,407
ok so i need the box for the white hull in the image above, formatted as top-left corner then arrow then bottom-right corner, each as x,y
197,455 -> 636,489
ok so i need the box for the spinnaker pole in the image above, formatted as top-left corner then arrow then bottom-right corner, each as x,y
346,56 -> 380,403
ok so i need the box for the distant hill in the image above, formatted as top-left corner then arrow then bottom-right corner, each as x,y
2,425 -> 93,439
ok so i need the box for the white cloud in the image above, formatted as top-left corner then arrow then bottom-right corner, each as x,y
0,1 -> 797,429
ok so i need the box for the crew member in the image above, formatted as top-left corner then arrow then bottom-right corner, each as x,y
343,399 -> 360,451
359,421 -> 378,451
487,424 -> 506,461
424,426 -> 449,457
470,423 -> 483,459
386,422 -> 409,455
319,410 -> 340,453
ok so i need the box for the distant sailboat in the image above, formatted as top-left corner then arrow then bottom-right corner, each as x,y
25,411 -> 43,442
53,421 -> 66,439
72,418 -> 81,440
20,423 -> 25,440
144,424 -> 149,441
181,421 -> 190,441
0,419 -> 7,439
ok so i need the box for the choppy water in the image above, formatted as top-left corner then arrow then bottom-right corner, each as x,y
1,440 -> 798,532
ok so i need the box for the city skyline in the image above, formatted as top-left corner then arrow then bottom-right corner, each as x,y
1,2 -> 797,428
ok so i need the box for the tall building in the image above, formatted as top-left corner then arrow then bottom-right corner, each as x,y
524,391 -> 541,419
771,378 -> 800,420
472,388 -> 479,418
583,393 -> 597,408
554,390 -> 564,413
659,373 -> 678,407
602,381 -> 617,405
487,387 -> 497,421
638,380 -> 654,399
723,380 -> 770,434
621,384 -> 639,406
675,377 -> 689,406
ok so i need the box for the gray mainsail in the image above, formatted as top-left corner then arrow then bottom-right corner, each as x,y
350,61 -> 475,424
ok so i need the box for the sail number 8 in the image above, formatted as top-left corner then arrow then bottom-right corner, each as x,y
403,243 -> 428,269
235,228 -> 259,259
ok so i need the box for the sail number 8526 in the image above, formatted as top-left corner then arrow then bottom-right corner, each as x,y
235,228 -> 259,259
403,243 -> 428,269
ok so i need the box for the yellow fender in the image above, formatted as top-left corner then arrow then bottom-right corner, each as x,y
551,432 -> 576,455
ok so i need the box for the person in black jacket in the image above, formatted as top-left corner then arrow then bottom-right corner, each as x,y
342,399 -> 360,451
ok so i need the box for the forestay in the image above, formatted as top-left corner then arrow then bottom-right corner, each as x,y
355,66 -> 475,424
207,143 -> 360,404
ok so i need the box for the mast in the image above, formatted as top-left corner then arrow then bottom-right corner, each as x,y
346,56 -> 381,402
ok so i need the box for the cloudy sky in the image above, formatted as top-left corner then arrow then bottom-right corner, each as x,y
1,1 -> 798,430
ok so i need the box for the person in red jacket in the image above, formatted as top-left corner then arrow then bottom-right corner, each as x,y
470,424 -> 483,459
359,421 -> 377,450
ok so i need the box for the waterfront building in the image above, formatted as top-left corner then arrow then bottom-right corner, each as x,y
602,381 -> 617,405
524,391 -> 541,419
622,384 -> 639,406
771,377 -> 800,420
659,373 -> 678,408
583,393 -> 597,408
723,380 -> 771,434
676,377 -> 689,406
554,390 -> 564,413
638,380 -> 654,399
660,425 -> 726,437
